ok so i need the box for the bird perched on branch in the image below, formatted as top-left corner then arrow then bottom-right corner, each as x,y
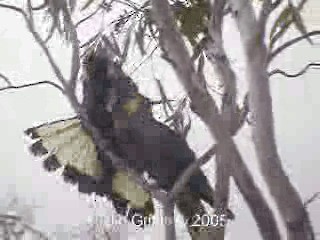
82,42 -> 234,222
24,40 -> 233,235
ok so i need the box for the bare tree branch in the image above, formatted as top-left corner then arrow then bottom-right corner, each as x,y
114,0 -> 137,10
0,2 -> 80,92
0,1 -> 82,110
129,45 -> 159,75
44,22 -> 57,43
269,0 -> 309,49
0,3 -> 69,88
269,31 -> 320,62
0,81 -> 65,94
269,62 -> 320,78
30,0 -> 47,11
80,32 -> 101,53
75,0 -> 105,28
229,0 -> 315,239
304,192 -> 320,207
0,72 -> 12,86
151,0 -> 282,239
154,76 -> 192,138
164,97 -> 188,136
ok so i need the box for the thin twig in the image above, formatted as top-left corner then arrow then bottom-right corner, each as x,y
75,0 -> 104,28
269,62 -> 320,78
0,81 -> 65,94
114,0 -> 147,12
0,3 -> 25,14
0,73 -> 12,86
269,0 -> 309,50
231,0 -> 315,238
269,31 -> 320,62
154,77 -> 189,136
31,0 -> 47,11
0,3 -> 69,88
0,2 -> 80,93
149,99 -> 175,105
109,9 -> 136,26
80,32 -> 101,50
128,45 -> 159,75
114,0 -> 139,10
207,84 -> 224,96
155,78 -> 174,118
44,22 -> 56,43
304,192 -> 320,207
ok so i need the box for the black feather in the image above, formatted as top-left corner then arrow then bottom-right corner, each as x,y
29,140 -> 48,156
43,155 -> 61,172
62,164 -> 84,184
24,127 -> 39,139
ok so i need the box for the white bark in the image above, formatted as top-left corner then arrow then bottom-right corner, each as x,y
228,0 -> 315,239
150,0 -> 281,239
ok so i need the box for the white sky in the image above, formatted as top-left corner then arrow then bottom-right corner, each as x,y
0,0 -> 319,239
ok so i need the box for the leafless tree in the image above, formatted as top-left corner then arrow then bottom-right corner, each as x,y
0,0 -> 319,239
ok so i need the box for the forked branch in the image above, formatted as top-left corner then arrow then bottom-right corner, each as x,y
269,31 -> 320,63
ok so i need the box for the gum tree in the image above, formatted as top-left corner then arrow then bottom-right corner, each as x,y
0,0 -> 319,239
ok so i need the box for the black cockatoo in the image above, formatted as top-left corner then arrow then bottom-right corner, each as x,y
80,45 -> 234,222
24,42 -> 233,234
80,44 -> 217,204
85,46 -> 234,232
